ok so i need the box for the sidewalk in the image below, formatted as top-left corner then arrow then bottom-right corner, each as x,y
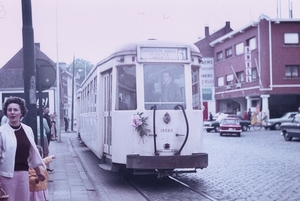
47,131 -> 98,201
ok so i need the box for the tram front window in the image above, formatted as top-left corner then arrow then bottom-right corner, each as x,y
144,64 -> 185,110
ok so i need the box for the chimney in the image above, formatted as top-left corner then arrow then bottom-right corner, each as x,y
205,26 -> 209,37
225,21 -> 231,33
225,21 -> 230,28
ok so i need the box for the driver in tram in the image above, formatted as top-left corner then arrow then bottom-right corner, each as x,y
161,71 -> 182,102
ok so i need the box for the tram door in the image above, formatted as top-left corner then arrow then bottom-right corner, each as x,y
102,71 -> 112,155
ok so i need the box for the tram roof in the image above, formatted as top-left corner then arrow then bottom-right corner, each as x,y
80,39 -> 202,86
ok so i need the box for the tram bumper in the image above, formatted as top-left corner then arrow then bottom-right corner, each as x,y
126,153 -> 208,169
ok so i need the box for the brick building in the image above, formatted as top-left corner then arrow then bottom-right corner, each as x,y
197,14 -> 300,119
194,21 -> 233,120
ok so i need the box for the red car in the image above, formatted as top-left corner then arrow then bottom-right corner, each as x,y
219,117 -> 242,137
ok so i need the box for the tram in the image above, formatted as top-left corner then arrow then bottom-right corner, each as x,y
76,39 -> 208,177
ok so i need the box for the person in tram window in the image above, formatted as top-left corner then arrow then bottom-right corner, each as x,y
161,71 -> 182,102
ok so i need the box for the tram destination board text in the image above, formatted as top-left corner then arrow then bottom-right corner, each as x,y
138,46 -> 190,62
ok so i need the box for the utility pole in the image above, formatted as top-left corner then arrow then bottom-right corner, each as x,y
21,0 -> 37,142
55,0 -> 61,141
71,55 -> 75,131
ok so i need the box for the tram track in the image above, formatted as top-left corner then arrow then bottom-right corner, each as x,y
127,179 -> 154,201
168,176 -> 219,201
126,174 -> 219,201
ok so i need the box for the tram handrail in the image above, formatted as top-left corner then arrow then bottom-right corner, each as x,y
174,104 -> 189,155
150,105 -> 159,155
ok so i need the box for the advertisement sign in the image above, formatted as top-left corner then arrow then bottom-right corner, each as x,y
200,58 -> 214,86
245,46 -> 252,82
2,92 -> 50,108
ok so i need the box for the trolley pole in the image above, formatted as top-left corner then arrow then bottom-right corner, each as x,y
21,0 -> 37,142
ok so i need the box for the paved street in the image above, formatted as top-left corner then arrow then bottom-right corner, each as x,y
68,128 -> 300,201
179,129 -> 300,201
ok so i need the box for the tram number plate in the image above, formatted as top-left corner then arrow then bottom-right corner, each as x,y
160,128 -> 173,133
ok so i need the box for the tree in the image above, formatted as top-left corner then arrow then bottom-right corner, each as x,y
67,58 -> 93,84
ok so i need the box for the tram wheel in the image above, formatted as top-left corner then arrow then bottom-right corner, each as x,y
119,167 -> 134,180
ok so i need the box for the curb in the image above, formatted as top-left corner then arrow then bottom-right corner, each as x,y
66,137 -> 95,191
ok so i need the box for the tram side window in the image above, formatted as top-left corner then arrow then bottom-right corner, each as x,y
116,65 -> 137,110
93,77 -> 97,112
192,65 -> 201,110
144,64 -> 185,110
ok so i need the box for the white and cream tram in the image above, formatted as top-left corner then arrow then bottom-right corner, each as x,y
76,39 -> 208,176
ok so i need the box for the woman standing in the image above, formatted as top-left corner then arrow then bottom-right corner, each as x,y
0,96 -> 45,201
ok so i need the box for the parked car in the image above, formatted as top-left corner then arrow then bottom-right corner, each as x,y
266,112 -> 298,130
203,114 -> 250,132
280,114 -> 300,141
219,117 -> 242,137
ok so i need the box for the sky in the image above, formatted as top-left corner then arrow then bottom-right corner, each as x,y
0,0 -> 300,68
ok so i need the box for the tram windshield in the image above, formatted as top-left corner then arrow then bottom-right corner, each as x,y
144,64 -> 185,110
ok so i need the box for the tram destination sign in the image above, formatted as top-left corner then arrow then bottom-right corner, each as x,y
137,46 -> 191,63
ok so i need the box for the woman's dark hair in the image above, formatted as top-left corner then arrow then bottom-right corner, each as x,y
3,96 -> 28,117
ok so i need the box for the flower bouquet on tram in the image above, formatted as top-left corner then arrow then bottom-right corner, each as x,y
131,112 -> 150,139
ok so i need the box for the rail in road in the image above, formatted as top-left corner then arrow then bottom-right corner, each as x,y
71,129 -> 300,200
126,173 -> 219,201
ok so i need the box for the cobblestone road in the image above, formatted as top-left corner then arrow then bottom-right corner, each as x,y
179,129 -> 300,201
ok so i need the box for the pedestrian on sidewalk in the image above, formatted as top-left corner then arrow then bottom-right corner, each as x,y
29,145 -> 56,201
64,115 -> 69,132
243,111 -> 248,120
209,112 -> 213,121
43,108 -> 52,145
0,115 -> 8,126
247,108 -> 252,121
50,112 -> 57,140
37,109 -> 50,158
0,96 -> 45,201
37,109 -> 54,172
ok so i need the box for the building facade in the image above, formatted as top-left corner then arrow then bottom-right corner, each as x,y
208,15 -> 300,118
194,22 -> 233,120
0,44 -> 71,123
